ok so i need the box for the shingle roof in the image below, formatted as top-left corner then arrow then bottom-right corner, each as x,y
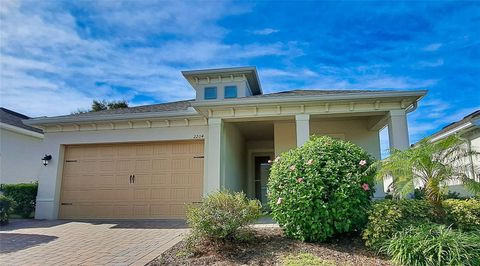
29,89 -> 401,121
0,108 -> 43,133
53,100 -> 194,118
430,109 -> 480,138
246,89 -> 389,98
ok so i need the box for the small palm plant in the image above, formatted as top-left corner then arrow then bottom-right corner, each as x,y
375,135 -> 480,216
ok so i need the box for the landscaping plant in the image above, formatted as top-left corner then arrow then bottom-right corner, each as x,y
0,195 -> 13,225
443,199 -> 480,231
362,199 -> 435,249
0,182 -> 38,218
268,136 -> 375,242
380,224 -> 480,266
186,190 -> 261,242
374,135 -> 480,216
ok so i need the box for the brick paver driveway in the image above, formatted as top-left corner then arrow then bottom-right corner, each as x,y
0,219 -> 187,266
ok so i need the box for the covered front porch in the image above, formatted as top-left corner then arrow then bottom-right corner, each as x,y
204,110 -> 410,202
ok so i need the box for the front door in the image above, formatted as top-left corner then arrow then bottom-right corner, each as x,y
254,156 -> 271,208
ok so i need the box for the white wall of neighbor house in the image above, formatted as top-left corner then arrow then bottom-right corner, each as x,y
35,125 -> 208,220
0,128 -> 43,184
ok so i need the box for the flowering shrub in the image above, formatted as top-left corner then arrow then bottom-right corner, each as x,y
268,136 -> 375,242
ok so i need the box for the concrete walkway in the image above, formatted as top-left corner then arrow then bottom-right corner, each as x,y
0,219 -> 187,266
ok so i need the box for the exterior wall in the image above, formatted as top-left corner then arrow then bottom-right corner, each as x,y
273,118 -> 381,159
274,121 -> 296,155
222,123 -> 247,192
35,125 -> 207,220
0,128 -> 43,184
310,118 -> 381,159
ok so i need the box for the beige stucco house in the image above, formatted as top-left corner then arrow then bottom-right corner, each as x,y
0,108 -> 44,184
25,67 -> 426,220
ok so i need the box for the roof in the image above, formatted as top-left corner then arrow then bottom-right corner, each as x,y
25,89 -> 427,126
429,109 -> 480,141
53,100 -> 193,118
0,107 -> 43,134
182,66 -> 262,95
247,89 -> 391,98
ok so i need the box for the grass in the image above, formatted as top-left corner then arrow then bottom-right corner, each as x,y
282,253 -> 336,266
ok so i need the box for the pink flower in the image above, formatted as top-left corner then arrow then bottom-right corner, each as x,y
274,156 -> 281,162
362,183 -> 370,191
306,159 -> 314,165
289,165 -> 296,171
359,160 -> 367,166
276,197 -> 283,205
297,177 -> 304,183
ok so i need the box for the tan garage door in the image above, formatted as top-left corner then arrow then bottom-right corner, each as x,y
59,141 -> 204,219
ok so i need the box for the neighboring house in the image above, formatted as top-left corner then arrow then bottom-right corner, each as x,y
0,107 -> 44,184
428,110 -> 480,196
24,66 -> 426,220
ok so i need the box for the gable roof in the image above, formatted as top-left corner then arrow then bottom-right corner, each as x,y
0,107 -> 43,134
429,109 -> 480,141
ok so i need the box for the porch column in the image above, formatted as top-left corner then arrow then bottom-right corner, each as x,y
378,109 -> 410,199
388,110 -> 410,151
295,114 -> 310,147
206,118 -> 223,194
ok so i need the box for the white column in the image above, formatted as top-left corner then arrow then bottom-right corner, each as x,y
205,118 -> 223,194
295,114 -> 310,147
388,110 -> 410,151
377,109 -> 410,199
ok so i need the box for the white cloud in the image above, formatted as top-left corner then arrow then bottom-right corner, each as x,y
0,0 -> 301,117
252,28 -> 280,35
422,43 -> 442,51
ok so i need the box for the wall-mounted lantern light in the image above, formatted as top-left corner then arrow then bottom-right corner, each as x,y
42,154 -> 52,166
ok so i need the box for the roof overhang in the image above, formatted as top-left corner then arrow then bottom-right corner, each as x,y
191,90 -> 427,108
182,66 -> 262,95
23,108 -> 202,127
0,122 -> 44,139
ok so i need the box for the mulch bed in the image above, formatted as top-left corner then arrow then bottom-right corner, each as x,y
148,227 -> 391,265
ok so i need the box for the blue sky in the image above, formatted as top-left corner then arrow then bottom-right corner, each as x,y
1,0 -> 479,150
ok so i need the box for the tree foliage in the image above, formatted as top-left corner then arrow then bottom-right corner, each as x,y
374,135 -> 480,214
72,99 -> 128,114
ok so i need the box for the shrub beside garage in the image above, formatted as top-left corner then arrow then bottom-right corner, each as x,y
0,182 -> 38,219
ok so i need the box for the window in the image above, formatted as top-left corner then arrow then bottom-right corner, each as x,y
204,87 -> 217,100
224,85 -> 237,98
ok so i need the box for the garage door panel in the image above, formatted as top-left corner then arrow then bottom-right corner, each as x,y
151,173 -> 170,185
136,145 -> 154,156
135,159 -> 152,172
59,140 -> 204,219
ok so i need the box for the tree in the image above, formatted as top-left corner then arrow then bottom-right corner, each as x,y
71,99 -> 128,114
375,135 -> 480,216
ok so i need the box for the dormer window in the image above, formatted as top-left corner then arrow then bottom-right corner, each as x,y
204,87 -> 217,100
224,86 -> 237,99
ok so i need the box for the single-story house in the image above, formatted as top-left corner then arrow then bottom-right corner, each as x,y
25,66 -> 427,220
428,109 -> 480,196
0,107 -> 44,184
